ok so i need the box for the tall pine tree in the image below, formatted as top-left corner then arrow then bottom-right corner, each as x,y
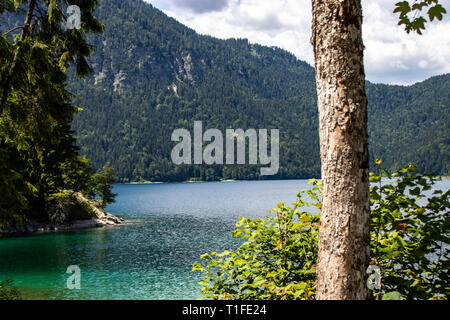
0,0 -> 112,228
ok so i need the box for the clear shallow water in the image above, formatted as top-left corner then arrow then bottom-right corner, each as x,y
0,179 -> 316,299
2,179 -> 448,299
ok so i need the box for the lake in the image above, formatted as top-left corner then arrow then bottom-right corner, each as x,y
0,179 -> 318,299
1,178 -> 448,299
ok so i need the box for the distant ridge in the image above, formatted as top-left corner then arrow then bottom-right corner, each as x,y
4,0 -> 448,181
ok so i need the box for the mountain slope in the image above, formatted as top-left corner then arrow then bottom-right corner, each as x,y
3,0 -> 448,181
68,0 -> 320,181
366,74 -> 450,174
70,0 -> 450,181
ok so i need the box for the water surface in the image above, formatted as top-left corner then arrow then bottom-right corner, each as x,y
0,179 -> 314,299
2,179 -> 448,299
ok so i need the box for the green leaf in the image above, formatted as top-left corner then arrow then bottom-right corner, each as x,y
394,1 -> 411,16
410,187 -> 421,196
382,291 -> 405,300
428,4 -> 446,21
253,276 -> 266,287
192,263 -> 203,272
411,279 -> 420,287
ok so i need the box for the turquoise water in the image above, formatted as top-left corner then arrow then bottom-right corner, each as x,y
2,179 -> 448,299
0,179 -> 316,299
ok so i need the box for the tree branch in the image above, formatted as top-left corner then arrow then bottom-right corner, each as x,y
0,0 -> 38,115
2,26 -> 24,36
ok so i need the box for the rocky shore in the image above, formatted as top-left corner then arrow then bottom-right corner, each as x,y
18,211 -> 124,233
0,192 -> 124,236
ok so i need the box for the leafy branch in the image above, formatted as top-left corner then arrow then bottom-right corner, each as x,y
394,0 -> 447,34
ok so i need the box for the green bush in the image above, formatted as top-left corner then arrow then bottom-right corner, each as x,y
0,279 -> 21,300
88,164 -> 117,209
369,163 -> 449,299
193,163 -> 449,300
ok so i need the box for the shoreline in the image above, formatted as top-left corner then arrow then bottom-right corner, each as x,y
120,178 -> 276,184
0,192 -> 124,238
0,213 -> 124,237
119,175 -> 450,185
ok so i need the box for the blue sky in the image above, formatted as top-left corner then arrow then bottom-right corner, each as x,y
144,0 -> 450,85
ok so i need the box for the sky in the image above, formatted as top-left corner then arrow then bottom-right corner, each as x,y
144,0 -> 450,85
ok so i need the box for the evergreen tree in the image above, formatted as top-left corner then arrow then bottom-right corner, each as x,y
0,0 -> 114,228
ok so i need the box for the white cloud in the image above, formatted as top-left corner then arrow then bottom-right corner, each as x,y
167,0 -> 230,13
145,0 -> 450,85
157,0 -> 314,66
362,0 -> 450,84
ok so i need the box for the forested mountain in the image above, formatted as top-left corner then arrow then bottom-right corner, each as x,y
69,0 -> 320,182
5,0 -> 448,182
366,74 -> 450,175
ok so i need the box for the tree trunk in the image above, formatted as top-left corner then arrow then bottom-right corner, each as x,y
311,0 -> 370,299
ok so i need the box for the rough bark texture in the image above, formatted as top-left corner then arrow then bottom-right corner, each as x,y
311,0 -> 370,299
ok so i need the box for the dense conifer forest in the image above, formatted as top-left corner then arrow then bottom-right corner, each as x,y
3,0 -> 449,183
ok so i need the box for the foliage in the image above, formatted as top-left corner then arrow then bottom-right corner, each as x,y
0,279 -> 21,300
193,181 -> 321,300
89,164 -> 117,208
45,192 -> 72,224
394,1 -> 447,34
194,164 -> 449,300
369,161 -> 449,300
0,1 -> 113,228
0,136 -> 28,228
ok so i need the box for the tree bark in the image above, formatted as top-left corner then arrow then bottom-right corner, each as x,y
311,0 -> 370,299
0,0 -> 37,115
